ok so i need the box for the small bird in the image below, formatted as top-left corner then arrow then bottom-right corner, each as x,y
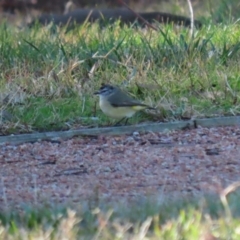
94,84 -> 154,125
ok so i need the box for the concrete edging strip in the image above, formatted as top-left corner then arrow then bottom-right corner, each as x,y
0,116 -> 239,145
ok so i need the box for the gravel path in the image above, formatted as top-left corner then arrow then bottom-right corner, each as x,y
1,126 -> 240,209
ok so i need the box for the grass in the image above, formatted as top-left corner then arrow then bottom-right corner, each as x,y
1,20 -> 240,133
0,191 -> 240,239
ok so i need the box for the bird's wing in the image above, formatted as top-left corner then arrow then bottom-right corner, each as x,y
108,90 -> 148,107
111,101 -> 148,107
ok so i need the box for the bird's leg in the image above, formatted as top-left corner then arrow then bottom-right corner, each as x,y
114,117 -> 126,126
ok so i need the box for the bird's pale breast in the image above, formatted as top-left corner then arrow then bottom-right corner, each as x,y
99,96 -> 136,119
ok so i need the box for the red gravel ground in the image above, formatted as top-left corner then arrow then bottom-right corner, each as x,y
0,125 -> 240,209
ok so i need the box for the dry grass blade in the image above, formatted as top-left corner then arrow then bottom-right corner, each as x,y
93,209 -> 114,240
186,0 -> 194,38
134,217 -> 152,240
220,181 -> 240,220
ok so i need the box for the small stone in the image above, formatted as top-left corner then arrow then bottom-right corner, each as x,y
103,167 -> 111,172
133,131 -> 140,137
125,137 -> 134,143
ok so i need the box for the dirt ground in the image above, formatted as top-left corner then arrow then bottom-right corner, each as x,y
0,125 -> 240,210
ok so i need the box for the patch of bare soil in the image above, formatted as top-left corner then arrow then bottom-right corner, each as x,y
0,125 -> 240,209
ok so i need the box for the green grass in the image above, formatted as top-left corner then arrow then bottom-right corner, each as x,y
0,192 -> 240,239
1,21 -> 240,133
